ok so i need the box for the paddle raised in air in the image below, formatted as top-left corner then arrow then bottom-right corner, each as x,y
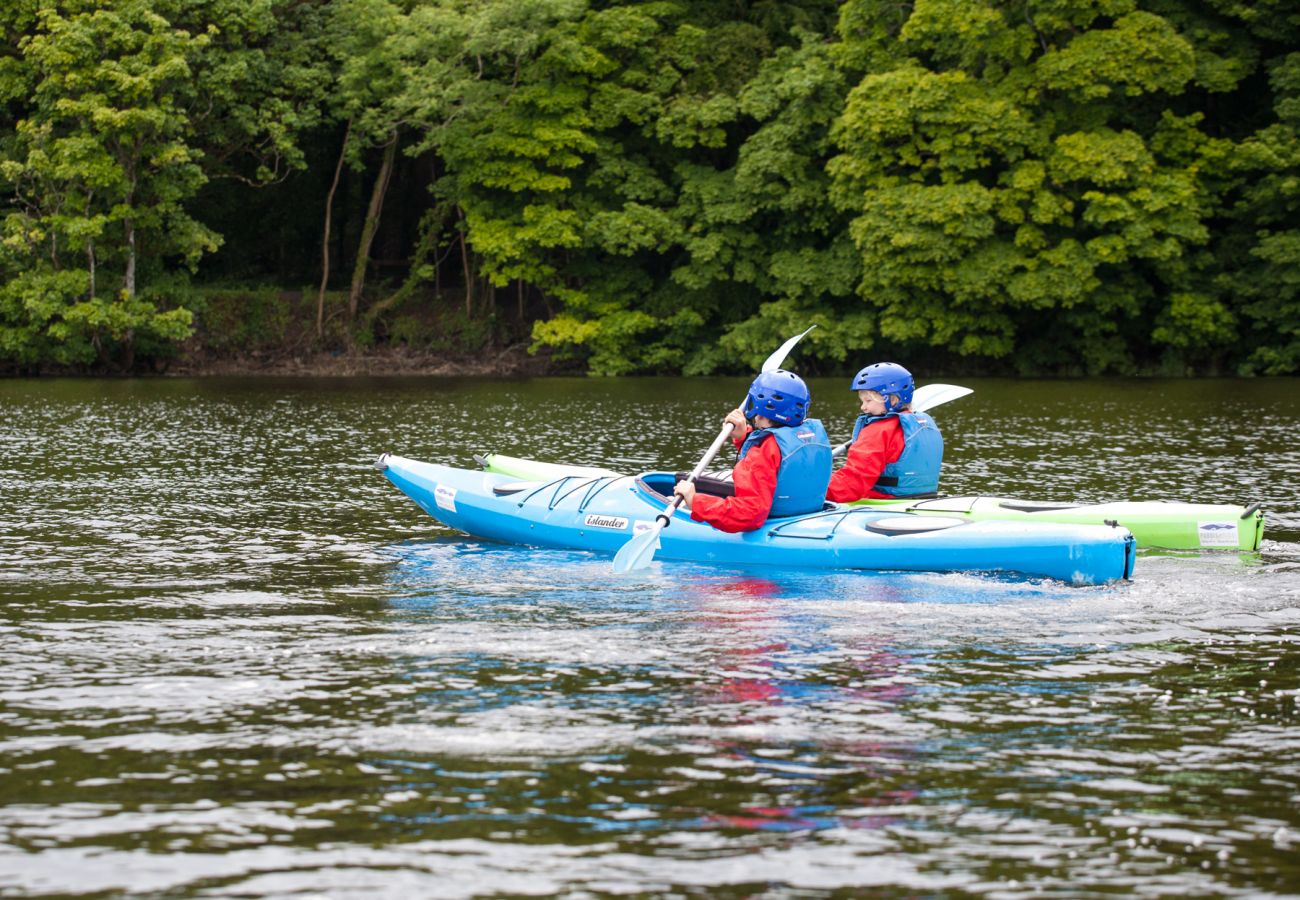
705,382 -> 972,480
829,383 -> 972,457
611,326 -> 817,574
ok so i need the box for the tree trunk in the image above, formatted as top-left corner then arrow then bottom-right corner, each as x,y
348,134 -> 398,321
317,119 -> 351,338
123,172 -> 137,299
121,184 -> 135,368
365,202 -> 450,325
50,195 -> 66,270
123,217 -> 136,299
84,192 -> 94,298
458,206 -> 473,317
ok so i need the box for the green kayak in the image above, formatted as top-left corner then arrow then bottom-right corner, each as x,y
475,452 -> 1264,552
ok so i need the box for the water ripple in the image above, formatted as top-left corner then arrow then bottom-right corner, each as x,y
1,376 -> 1298,896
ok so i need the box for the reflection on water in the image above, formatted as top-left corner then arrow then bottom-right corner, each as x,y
0,376 -> 1298,896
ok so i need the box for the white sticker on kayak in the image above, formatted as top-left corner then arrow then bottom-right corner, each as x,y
583,514 -> 628,530
1197,521 -> 1237,547
435,484 -> 457,512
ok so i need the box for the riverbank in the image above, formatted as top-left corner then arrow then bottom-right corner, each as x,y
167,341 -> 555,377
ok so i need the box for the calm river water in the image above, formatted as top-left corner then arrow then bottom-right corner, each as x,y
2,376 -> 1298,897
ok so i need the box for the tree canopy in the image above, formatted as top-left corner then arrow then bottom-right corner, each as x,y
2,0 -> 1297,375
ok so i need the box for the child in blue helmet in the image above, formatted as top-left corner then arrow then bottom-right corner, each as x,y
827,362 -> 944,502
673,369 -> 832,532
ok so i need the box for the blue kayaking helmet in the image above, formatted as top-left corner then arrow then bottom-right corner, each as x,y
850,362 -> 914,412
745,369 -> 810,426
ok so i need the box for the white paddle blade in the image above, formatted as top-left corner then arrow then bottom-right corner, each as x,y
612,523 -> 663,573
761,325 -> 816,373
616,326 -> 814,574
831,384 -> 972,457
911,383 -> 972,413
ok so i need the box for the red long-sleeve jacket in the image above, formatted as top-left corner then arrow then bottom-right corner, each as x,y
689,432 -> 783,533
826,416 -> 906,502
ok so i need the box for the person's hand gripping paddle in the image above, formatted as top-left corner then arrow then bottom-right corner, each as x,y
612,326 -> 816,574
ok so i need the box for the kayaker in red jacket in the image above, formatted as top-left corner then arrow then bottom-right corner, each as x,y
673,370 -> 832,533
827,362 -> 944,502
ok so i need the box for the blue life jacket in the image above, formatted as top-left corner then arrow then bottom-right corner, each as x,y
738,418 -> 832,518
850,411 -> 944,497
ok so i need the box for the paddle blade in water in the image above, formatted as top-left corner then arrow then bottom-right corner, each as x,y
616,325 -> 814,573
612,523 -> 663,574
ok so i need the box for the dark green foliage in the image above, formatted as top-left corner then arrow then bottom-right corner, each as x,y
191,287 -> 296,355
1,0 -> 1297,375
1222,52 -> 1300,374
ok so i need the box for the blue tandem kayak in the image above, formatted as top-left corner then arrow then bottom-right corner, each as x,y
474,452 -> 1264,552
377,454 -> 1136,585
